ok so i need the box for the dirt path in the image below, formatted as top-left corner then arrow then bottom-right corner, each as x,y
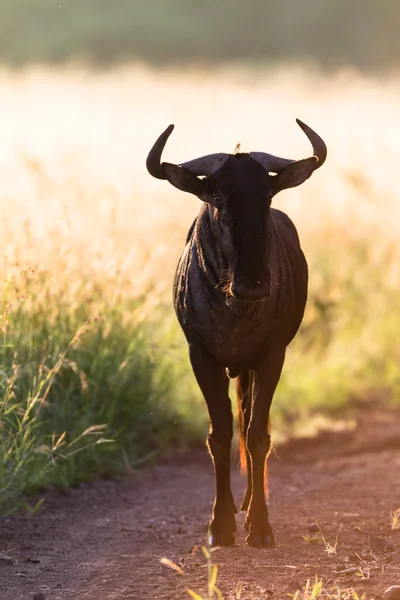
1,408 -> 400,600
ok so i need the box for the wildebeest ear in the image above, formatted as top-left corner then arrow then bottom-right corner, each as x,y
162,162 -> 207,198
272,157 -> 318,194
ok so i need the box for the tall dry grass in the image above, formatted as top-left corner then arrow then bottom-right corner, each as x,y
0,63 -> 399,510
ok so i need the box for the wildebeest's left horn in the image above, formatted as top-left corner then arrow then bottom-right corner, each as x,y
250,119 -> 327,173
146,124 -> 175,180
295,119 -> 327,169
249,152 -> 294,173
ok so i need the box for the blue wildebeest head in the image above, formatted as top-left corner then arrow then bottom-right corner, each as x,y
146,120 -> 326,301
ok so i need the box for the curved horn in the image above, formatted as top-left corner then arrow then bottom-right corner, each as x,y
147,125 -> 229,179
180,153 -> 228,176
295,119 -> 327,169
250,119 -> 327,173
146,124 -> 175,180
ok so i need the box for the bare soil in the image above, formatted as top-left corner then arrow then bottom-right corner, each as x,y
1,407 -> 400,600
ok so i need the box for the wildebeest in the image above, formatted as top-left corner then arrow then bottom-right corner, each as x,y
146,120 -> 327,547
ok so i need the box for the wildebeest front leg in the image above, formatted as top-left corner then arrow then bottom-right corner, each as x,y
245,347 -> 286,548
189,343 -> 236,547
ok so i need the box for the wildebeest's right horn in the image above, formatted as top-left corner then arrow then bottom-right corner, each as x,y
146,124 -> 175,180
147,125 -> 229,180
180,154 -> 228,176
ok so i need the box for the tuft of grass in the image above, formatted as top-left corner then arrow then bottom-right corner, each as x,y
291,577 -> 323,600
161,547 -> 222,600
390,508 -> 400,530
303,525 -> 342,555
292,578 -> 367,600
321,525 -> 342,556
187,547 -> 223,600
303,531 -> 324,545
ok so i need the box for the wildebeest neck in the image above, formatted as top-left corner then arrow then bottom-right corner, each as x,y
193,205 -> 228,293
192,216 -> 272,305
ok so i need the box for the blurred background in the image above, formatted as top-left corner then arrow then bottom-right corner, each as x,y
1,0 -> 400,70
0,1 -> 399,513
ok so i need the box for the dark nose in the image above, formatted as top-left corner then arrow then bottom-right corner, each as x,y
230,277 -> 269,301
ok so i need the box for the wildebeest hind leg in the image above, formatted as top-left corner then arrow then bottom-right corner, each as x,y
189,343 -> 236,547
245,347 -> 286,548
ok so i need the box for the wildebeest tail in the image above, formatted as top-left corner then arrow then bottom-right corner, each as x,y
236,372 -> 271,500
236,373 -> 249,475
265,415 -> 271,500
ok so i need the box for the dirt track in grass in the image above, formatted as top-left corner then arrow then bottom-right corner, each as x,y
1,407 -> 400,600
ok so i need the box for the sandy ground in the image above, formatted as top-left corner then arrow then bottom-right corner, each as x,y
1,408 -> 399,600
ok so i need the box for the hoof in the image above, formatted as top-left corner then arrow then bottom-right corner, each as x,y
245,532 -> 275,548
208,532 -> 235,547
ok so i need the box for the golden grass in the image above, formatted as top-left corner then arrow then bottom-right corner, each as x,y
0,63 -> 399,273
